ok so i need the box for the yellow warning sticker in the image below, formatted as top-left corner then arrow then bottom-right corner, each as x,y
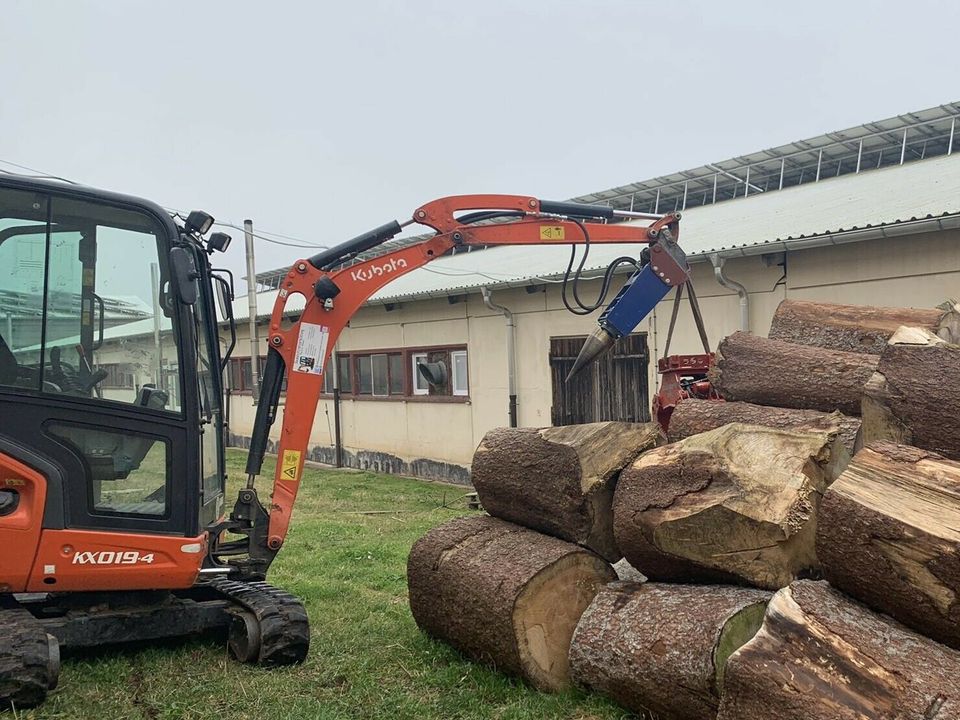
539,225 -> 565,241
280,450 -> 302,482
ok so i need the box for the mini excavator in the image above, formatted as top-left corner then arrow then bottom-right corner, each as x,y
0,177 -> 704,706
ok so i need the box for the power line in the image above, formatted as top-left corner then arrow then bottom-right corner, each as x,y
0,158 -> 77,184
0,157 -> 326,250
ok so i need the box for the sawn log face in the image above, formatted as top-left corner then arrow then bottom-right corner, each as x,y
613,423 -> 848,590
717,580 -> 960,720
818,442 -> 960,650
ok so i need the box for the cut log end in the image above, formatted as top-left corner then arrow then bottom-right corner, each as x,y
514,552 -> 612,690
408,515 -> 615,692
817,441 -> 960,650
614,422 -> 849,590
718,580 -> 960,720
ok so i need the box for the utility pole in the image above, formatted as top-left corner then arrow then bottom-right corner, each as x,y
244,220 -> 261,403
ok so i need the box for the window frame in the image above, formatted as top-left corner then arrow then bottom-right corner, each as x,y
411,352 -> 429,396
451,349 -> 469,397
322,345 -> 468,402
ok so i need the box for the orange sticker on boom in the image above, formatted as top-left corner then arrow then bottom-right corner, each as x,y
539,225 -> 565,241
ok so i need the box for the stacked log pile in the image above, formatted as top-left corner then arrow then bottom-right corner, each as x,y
407,298 -> 960,719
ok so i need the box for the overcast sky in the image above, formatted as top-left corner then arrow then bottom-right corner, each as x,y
3,0 -> 959,282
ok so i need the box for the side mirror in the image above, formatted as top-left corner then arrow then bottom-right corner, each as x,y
169,247 -> 199,305
213,273 -> 233,320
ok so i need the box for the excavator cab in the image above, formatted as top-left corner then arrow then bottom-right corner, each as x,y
0,176 -> 228,588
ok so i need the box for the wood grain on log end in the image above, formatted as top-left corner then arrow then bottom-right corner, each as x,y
570,582 -> 769,720
614,423 -> 849,590
407,515 -> 615,691
818,441 -> 960,650
718,580 -> 960,720
471,422 -> 663,561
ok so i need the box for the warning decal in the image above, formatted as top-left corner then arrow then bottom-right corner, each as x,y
280,450 -> 302,482
293,322 -> 330,375
539,225 -> 565,241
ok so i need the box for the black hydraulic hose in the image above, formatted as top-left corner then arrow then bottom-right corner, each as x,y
560,218 -> 640,316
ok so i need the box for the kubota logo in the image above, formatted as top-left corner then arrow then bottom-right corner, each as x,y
350,257 -> 408,282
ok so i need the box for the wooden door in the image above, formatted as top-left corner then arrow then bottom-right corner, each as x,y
549,334 -> 650,426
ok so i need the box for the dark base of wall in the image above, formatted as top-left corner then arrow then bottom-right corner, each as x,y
228,434 -> 472,486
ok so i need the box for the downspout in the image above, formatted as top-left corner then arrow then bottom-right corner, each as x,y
331,347 -> 343,468
481,287 -> 518,427
710,253 -> 750,331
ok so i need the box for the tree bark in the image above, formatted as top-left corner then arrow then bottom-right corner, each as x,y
862,326 -> 960,460
717,580 -> 960,720
668,398 -> 861,453
570,582 -> 769,720
817,442 -> 960,651
613,423 -> 849,590
471,422 -> 663,561
768,298 -> 960,354
407,515 -> 615,691
709,332 -> 877,416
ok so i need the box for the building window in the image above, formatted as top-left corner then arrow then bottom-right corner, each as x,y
331,346 -> 467,400
411,352 -> 429,395
338,355 -> 352,393
451,350 -> 469,396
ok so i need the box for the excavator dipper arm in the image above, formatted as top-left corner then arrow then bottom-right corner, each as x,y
218,195 -> 684,577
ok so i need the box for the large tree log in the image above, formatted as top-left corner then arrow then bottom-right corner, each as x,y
862,326 -> 960,460
570,582 -> 769,720
407,515 -> 615,691
613,423 -> 848,590
709,332 -> 877,416
717,580 -> 960,720
471,422 -> 663,561
768,298 -> 960,354
817,442 -> 960,651
668,398 -> 861,453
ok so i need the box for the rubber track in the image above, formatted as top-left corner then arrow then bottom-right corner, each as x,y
0,607 -> 55,708
209,579 -> 310,665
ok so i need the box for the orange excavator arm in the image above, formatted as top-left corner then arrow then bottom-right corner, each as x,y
214,195 -> 684,579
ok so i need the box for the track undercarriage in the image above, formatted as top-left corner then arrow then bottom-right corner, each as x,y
0,579 -> 309,708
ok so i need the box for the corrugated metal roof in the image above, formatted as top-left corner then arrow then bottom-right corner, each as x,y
235,152 -> 960,320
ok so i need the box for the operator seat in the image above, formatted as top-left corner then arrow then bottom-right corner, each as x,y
0,333 -> 17,386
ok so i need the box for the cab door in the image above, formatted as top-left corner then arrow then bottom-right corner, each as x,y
0,182 -> 205,592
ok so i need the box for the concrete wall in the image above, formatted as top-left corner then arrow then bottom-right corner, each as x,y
225,227 -> 960,483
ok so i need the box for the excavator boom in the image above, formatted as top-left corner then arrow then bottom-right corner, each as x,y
219,194 -> 689,577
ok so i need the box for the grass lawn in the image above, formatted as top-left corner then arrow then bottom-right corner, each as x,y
10,450 -> 631,720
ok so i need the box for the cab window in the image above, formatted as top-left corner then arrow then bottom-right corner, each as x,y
0,187 -> 182,413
